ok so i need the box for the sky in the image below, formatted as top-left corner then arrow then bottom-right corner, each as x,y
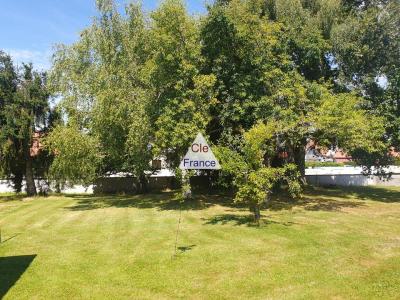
0,0 -> 209,70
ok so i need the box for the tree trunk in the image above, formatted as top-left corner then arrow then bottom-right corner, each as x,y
138,173 -> 149,194
12,171 -> 24,193
251,204 -> 261,226
55,182 -> 61,194
294,144 -> 306,185
25,157 -> 37,196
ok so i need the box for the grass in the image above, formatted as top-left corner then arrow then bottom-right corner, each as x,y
0,186 -> 400,299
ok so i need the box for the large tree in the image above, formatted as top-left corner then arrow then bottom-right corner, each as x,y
49,0 -> 154,191
49,0 -> 217,187
202,0 -> 388,182
149,0 -> 217,168
0,51 -> 52,195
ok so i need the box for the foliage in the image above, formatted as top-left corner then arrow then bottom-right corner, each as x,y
213,145 -> 248,189
311,91 -> 388,171
45,0 -> 398,199
215,121 -> 303,222
331,1 -> 400,148
235,164 -> 301,223
0,52 -> 52,195
149,0 -> 217,167
201,0 -> 291,138
44,125 -> 103,187
201,1 -> 341,181
242,122 -> 275,170
49,0 -> 153,184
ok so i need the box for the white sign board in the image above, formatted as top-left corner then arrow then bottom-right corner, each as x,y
179,133 -> 221,170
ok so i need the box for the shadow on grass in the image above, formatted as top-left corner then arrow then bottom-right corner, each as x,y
0,255 -> 36,298
0,233 -> 21,244
64,192 -> 239,212
0,193 -> 26,202
269,194 -> 366,212
63,185 -> 400,213
178,244 -> 196,252
268,185 -> 400,212
307,185 -> 400,203
202,214 -> 296,227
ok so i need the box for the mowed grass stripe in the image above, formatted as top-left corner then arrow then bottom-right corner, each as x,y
1,187 -> 400,299
0,198 -> 69,245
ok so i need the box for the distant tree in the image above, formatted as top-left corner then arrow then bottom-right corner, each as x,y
0,51 -> 52,195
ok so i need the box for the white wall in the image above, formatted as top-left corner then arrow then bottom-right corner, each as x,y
1,166 -> 400,194
0,180 -> 14,193
0,180 -> 93,194
305,166 -> 400,186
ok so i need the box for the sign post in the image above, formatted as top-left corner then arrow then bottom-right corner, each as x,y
173,133 -> 220,257
179,132 -> 220,199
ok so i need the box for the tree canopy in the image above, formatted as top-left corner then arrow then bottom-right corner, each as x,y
0,51 -> 54,195
2,0 -> 398,211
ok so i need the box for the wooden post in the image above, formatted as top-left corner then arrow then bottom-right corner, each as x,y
181,169 -> 192,200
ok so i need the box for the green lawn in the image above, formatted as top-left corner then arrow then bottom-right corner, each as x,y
1,186 -> 400,299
